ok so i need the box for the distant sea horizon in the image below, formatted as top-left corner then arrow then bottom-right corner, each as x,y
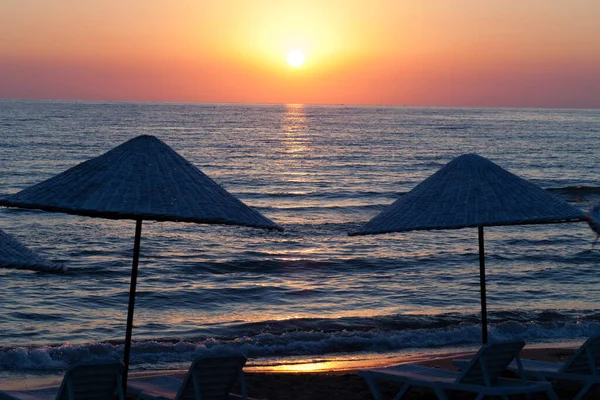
2,97 -> 599,111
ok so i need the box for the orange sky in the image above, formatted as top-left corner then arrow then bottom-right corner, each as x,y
1,0 -> 599,108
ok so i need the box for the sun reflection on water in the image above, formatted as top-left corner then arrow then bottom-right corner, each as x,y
281,104 -> 310,155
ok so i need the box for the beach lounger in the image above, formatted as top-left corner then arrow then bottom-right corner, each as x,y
359,341 -> 558,400
503,335 -> 600,400
127,354 -> 255,400
0,361 -> 124,400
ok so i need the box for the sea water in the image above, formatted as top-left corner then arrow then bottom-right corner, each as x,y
0,100 -> 599,378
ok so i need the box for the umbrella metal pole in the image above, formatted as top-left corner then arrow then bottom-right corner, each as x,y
478,225 -> 488,344
123,219 -> 143,391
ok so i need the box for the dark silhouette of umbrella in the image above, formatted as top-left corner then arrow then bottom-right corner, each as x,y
0,228 -> 64,272
0,135 -> 282,388
350,153 -> 585,343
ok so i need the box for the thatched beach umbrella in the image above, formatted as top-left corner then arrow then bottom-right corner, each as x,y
350,153 -> 585,344
0,228 -> 64,272
0,135 -> 282,388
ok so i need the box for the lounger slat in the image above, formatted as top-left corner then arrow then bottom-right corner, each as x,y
458,341 -> 525,385
195,371 -> 238,381
509,359 -> 562,373
370,364 -> 457,383
180,356 -> 246,400
65,362 -> 123,400
563,335 -> 600,374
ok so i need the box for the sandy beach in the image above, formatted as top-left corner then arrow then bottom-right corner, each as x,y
3,345 -> 597,399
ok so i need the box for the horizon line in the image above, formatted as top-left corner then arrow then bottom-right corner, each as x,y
1,97 -> 598,111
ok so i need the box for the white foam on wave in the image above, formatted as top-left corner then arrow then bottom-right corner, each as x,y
2,319 -> 600,375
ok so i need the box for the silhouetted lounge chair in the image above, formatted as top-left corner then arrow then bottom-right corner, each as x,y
127,354 -> 255,400
360,341 -> 558,400
0,361 -> 124,400
505,335 -> 600,400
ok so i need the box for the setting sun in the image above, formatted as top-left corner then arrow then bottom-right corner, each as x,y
287,50 -> 306,67
0,1 -> 598,107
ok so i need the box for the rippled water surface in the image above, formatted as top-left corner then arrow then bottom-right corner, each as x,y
0,100 -> 599,376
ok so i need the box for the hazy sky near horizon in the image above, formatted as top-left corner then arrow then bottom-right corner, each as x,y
1,1 -> 599,108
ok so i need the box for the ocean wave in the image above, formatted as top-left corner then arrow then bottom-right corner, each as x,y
2,310 -> 600,372
243,187 -> 594,211
55,246 -> 595,278
238,190 -> 403,200
434,125 -> 472,131
548,186 -> 600,203
257,204 -> 386,213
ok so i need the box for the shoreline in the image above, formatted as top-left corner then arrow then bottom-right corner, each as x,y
0,342 -> 584,396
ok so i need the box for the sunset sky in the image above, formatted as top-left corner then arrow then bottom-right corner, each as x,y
1,1 -> 599,108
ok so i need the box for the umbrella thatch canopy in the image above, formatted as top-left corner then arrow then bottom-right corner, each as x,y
0,134 -> 282,387
0,229 -> 64,272
0,135 -> 280,228
350,153 -> 586,343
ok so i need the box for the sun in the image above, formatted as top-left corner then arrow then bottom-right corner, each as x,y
286,49 -> 305,67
